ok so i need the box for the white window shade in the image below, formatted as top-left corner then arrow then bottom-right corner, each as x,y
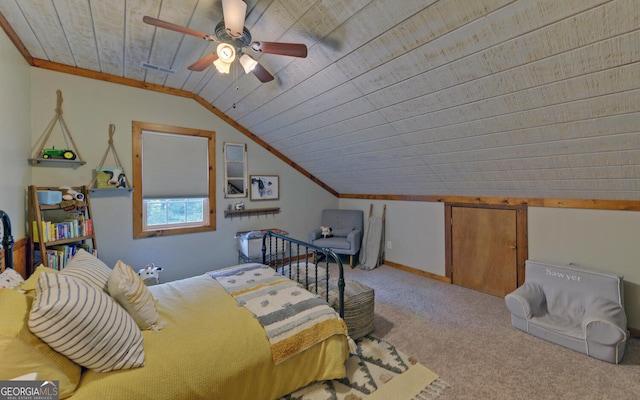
142,131 -> 209,198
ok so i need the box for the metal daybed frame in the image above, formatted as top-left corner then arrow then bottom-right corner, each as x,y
262,231 -> 345,318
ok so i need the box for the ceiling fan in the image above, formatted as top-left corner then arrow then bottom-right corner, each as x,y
143,0 -> 307,83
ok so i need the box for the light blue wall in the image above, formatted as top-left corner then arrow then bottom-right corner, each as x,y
0,27 -> 31,240
339,198 -> 446,275
528,207 -> 640,330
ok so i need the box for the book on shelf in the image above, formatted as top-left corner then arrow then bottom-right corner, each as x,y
34,244 -> 94,270
84,219 -> 93,236
32,218 -> 93,242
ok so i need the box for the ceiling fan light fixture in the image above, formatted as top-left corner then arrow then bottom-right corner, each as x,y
213,58 -> 231,74
222,0 -> 247,37
239,54 -> 257,73
142,2 -> 304,83
214,43 -> 236,74
216,43 -> 236,62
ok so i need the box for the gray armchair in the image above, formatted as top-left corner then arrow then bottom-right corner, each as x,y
308,209 -> 363,267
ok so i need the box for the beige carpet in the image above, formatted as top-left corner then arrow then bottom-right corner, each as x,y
343,265 -> 640,400
280,336 -> 448,400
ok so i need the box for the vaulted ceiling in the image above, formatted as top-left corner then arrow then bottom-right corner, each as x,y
1,0 -> 638,200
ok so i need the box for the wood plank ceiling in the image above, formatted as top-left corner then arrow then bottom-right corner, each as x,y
1,0 -> 638,200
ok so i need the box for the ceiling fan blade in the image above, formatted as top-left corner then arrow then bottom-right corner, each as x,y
143,16 -> 212,40
222,0 -> 247,37
188,53 -> 219,71
251,62 -> 275,83
251,42 -> 308,58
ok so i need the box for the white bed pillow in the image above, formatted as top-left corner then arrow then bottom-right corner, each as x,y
59,249 -> 111,292
109,260 -> 161,330
28,272 -> 145,372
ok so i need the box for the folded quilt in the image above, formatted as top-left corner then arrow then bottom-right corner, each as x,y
210,264 -> 348,364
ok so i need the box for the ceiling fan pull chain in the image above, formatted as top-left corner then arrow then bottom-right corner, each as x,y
234,59 -> 239,90
233,61 -> 240,109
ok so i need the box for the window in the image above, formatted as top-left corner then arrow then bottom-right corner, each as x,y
132,121 -> 216,238
223,142 -> 247,198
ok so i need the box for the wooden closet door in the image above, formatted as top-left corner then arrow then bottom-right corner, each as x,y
451,206 -> 518,297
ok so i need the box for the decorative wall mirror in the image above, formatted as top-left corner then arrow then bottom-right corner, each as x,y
223,142 -> 247,198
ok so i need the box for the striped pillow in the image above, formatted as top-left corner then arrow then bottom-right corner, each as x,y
28,272 -> 145,372
0,288 -> 81,398
59,249 -> 111,292
108,261 -> 160,330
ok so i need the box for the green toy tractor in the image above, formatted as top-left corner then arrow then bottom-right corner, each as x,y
42,147 -> 76,160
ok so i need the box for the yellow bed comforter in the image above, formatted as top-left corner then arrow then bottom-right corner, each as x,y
70,273 -> 349,400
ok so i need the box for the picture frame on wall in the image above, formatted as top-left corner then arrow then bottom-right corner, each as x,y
250,175 -> 279,201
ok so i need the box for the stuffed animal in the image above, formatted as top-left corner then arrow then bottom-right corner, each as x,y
105,168 -> 127,189
60,186 -> 85,201
138,263 -> 163,286
320,226 -> 333,238
58,187 -> 86,212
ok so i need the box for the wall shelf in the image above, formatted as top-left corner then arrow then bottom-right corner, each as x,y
224,207 -> 280,218
89,187 -> 133,194
28,158 -> 86,168
30,90 -> 86,166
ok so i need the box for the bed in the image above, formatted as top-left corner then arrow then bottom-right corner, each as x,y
0,232 -> 349,400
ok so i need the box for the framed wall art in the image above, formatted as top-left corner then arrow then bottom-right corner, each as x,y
250,175 -> 279,201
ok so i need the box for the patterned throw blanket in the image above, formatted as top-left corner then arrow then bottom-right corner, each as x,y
210,264 -> 348,364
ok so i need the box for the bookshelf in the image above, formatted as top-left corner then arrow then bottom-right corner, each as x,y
28,185 -> 97,273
